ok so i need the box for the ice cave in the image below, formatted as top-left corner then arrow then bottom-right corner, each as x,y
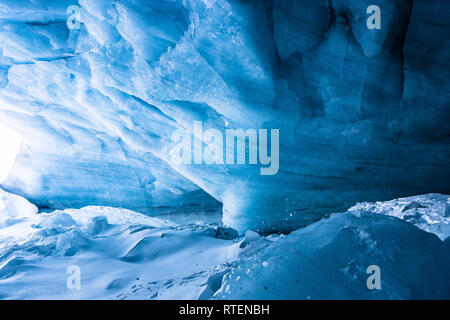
0,0 -> 449,300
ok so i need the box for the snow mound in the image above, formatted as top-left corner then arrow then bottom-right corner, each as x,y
348,194 -> 450,240
0,188 -> 38,227
215,212 -> 450,300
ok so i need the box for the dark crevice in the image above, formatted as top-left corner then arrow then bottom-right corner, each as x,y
400,0 -> 414,101
25,19 -> 66,26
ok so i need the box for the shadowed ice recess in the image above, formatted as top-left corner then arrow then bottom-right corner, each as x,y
0,0 -> 449,235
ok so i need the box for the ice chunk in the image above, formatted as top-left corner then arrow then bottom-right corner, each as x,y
85,216 -> 110,236
349,194 -> 450,240
38,212 -> 78,229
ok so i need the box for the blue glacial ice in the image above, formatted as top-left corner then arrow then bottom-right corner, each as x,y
0,0 -> 449,301
0,0 -> 449,233
349,193 -> 450,241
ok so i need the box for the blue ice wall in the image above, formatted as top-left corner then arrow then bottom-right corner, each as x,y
0,0 -> 448,233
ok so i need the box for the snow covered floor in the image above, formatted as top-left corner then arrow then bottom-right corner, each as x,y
0,188 -> 449,300
0,189 -> 239,299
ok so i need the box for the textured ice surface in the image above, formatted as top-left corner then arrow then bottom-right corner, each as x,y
349,194 -> 450,241
0,0 -> 449,232
0,188 -> 449,299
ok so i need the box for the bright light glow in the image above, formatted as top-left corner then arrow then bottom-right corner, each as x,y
0,123 -> 22,183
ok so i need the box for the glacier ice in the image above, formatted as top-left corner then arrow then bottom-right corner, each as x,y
349,194 -> 450,241
0,0 -> 449,233
0,188 -> 449,299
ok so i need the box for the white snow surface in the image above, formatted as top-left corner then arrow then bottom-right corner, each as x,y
0,188 -> 239,299
0,187 -> 38,227
0,188 -> 449,300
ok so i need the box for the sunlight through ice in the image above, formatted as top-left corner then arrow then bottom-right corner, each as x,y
0,123 -> 22,183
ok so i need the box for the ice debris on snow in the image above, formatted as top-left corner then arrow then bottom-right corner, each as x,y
349,194 -> 450,240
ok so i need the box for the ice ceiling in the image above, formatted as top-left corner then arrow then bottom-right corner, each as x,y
0,0 -> 449,233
